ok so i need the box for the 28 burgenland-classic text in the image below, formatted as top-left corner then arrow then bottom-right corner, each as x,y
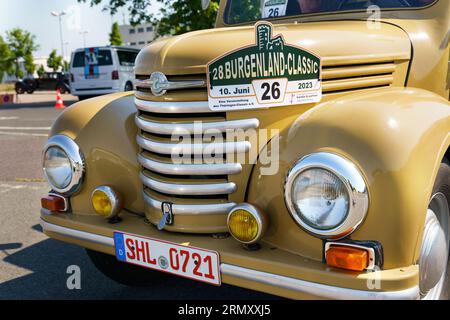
207,22 -> 322,111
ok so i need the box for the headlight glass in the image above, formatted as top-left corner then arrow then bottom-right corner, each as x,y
43,147 -> 72,189
291,168 -> 349,230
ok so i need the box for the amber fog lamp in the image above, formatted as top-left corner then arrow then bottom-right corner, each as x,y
227,204 -> 268,245
91,186 -> 123,219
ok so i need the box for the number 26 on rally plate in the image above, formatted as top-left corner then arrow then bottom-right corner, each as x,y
253,78 -> 287,104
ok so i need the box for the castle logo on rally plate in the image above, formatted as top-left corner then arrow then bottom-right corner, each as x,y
207,21 -> 322,111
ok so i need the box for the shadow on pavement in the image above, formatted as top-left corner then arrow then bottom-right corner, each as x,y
31,224 -> 43,233
0,243 -> 23,251
0,229 -> 279,300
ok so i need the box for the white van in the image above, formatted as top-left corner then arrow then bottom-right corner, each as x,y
69,46 -> 140,100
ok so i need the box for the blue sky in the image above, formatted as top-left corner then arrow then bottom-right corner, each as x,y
0,0 -> 158,58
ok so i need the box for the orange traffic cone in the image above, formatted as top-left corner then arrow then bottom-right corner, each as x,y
55,89 -> 65,109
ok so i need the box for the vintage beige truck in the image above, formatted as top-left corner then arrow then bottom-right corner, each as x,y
40,0 -> 450,299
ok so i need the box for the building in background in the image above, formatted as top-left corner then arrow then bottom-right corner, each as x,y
119,23 -> 155,49
33,57 -> 53,73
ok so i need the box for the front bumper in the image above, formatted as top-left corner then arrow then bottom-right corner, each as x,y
40,210 -> 420,300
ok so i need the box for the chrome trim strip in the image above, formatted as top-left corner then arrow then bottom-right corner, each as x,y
48,193 -> 69,212
135,98 -> 211,114
220,264 -> 419,300
137,135 -> 251,155
140,172 -> 237,196
40,219 -> 419,300
138,154 -> 242,175
143,191 -> 236,215
40,218 -> 114,247
136,75 -> 205,96
136,116 -> 260,135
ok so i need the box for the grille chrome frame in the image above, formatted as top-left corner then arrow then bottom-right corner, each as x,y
135,97 -> 256,232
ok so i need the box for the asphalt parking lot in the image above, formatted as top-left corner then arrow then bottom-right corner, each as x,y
0,92 -> 276,300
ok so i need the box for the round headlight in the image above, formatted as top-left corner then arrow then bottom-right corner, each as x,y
285,153 -> 368,239
43,135 -> 85,195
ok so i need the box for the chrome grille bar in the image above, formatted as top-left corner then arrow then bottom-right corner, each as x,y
138,154 -> 243,176
136,134 -> 251,155
143,191 -> 236,216
135,116 -> 259,135
140,172 -> 236,196
135,98 -> 211,114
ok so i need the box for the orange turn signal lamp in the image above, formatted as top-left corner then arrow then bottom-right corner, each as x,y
41,194 -> 68,212
325,244 -> 371,272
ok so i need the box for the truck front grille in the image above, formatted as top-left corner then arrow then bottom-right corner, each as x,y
135,57 -> 403,233
135,96 -> 259,233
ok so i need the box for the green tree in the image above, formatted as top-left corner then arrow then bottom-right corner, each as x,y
24,54 -> 36,75
109,22 -> 123,45
6,28 -> 39,78
157,0 -> 220,36
227,0 -> 260,24
47,49 -> 63,72
37,65 -> 45,78
64,60 -> 70,72
0,36 -> 14,82
77,0 -> 220,37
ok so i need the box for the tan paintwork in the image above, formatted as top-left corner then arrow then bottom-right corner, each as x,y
41,0 -> 450,299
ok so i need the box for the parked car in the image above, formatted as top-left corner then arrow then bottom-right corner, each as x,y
15,72 -> 70,94
40,0 -> 450,300
69,46 -> 140,100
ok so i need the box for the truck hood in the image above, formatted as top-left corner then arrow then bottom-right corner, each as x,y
135,20 -> 411,76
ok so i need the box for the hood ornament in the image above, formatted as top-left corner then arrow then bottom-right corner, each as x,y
137,71 -> 206,96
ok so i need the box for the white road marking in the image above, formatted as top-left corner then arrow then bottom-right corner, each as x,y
0,126 -> 51,130
0,183 -> 45,194
0,131 -> 48,137
0,117 -> 19,120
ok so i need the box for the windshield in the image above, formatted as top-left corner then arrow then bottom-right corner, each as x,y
225,0 -> 436,24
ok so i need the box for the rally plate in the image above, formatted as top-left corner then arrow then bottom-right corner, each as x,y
114,232 -> 221,286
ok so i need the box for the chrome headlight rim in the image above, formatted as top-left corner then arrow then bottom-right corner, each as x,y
43,135 -> 85,195
284,152 -> 369,239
